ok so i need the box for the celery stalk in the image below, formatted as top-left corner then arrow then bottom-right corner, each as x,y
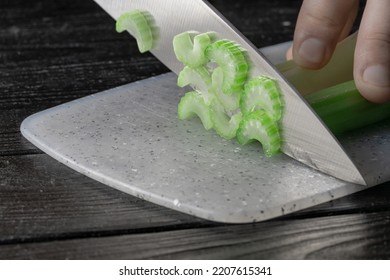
277,33 -> 356,95
306,80 -> 390,135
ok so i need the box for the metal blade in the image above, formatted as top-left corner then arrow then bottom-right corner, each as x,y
93,0 -> 365,185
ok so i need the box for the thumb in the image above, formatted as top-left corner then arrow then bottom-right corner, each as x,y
354,0 -> 390,103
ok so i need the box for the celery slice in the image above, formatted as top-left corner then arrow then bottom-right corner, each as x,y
173,32 -> 214,67
116,10 -> 156,53
177,91 -> 213,130
211,67 -> 242,111
177,66 -> 214,105
241,76 -> 283,121
209,99 -> 242,139
205,39 -> 249,93
236,110 -> 281,157
306,80 -> 390,135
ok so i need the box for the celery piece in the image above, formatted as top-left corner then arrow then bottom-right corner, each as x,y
277,33 -> 356,95
240,76 -> 283,121
209,99 -> 242,139
177,91 -> 213,130
236,110 -> 281,157
177,66 -> 214,105
116,10 -> 156,53
306,80 -> 390,135
211,67 -> 242,111
205,39 -> 249,93
173,31 -> 214,67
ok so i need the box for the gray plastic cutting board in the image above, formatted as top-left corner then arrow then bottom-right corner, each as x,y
21,42 -> 390,223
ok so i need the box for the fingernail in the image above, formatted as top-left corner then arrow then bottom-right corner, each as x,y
363,64 -> 390,87
298,38 -> 327,64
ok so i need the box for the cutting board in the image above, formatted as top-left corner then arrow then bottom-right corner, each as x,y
20,42 -> 390,223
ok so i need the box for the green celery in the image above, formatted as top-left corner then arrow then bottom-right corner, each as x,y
306,80 -> 390,135
209,99 -> 242,139
173,32 -> 215,67
205,39 -> 249,93
116,10 -> 157,53
177,66 -> 214,105
211,67 -> 242,111
241,76 -> 283,121
236,110 -> 281,157
177,91 -> 213,130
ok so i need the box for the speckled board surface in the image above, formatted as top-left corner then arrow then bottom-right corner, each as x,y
20,44 -> 389,223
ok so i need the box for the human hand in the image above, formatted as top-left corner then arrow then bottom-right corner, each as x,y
288,0 -> 389,103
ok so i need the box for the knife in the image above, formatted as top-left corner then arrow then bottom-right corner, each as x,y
93,0 -> 365,185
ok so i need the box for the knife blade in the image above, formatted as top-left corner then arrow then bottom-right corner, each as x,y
93,0 -> 365,185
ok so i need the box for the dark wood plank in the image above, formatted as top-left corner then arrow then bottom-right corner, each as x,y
1,153 -> 390,243
291,181 -> 390,218
1,211 -> 390,259
0,154 -> 210,242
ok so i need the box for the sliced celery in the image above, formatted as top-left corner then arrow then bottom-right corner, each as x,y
236,110 -> 281,157
211,67 -> 241,111
116,10 -> 156,53
177,66 -> 214,105
209,99 -> 242,139
240,76 -> 283,121
306,80 -> 390,135
177,91 -> 213,130
205,39 -> 249,93
173,32 -> 214,67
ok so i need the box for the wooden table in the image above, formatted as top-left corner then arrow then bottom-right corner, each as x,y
1,0 -> 390,259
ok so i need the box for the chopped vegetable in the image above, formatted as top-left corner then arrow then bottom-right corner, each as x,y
205,39 -> 249,93
177,66 -> 214,105
116,10 -> 156,53
209,99 -> 242,139
307,80 -> 390,135
173,31 -> 215,67
177,91 -> 213,130
211,67 -> 241,111
240,76 -> 283,121
236,110 -> 281,157
174,32 -> 282,155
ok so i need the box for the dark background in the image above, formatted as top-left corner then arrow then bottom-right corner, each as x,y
1,0 -> 390,259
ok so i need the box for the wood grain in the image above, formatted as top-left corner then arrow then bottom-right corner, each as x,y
0,154 -> 210,243
1,211 -> 390,259
1,153 -> 390,243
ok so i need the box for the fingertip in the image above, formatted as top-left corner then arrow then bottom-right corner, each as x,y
357,87 -> 390,104
293,37 -> 331,69
291,0 -> 358,70
355,64 -> 390,103
353,0 -> 390,104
